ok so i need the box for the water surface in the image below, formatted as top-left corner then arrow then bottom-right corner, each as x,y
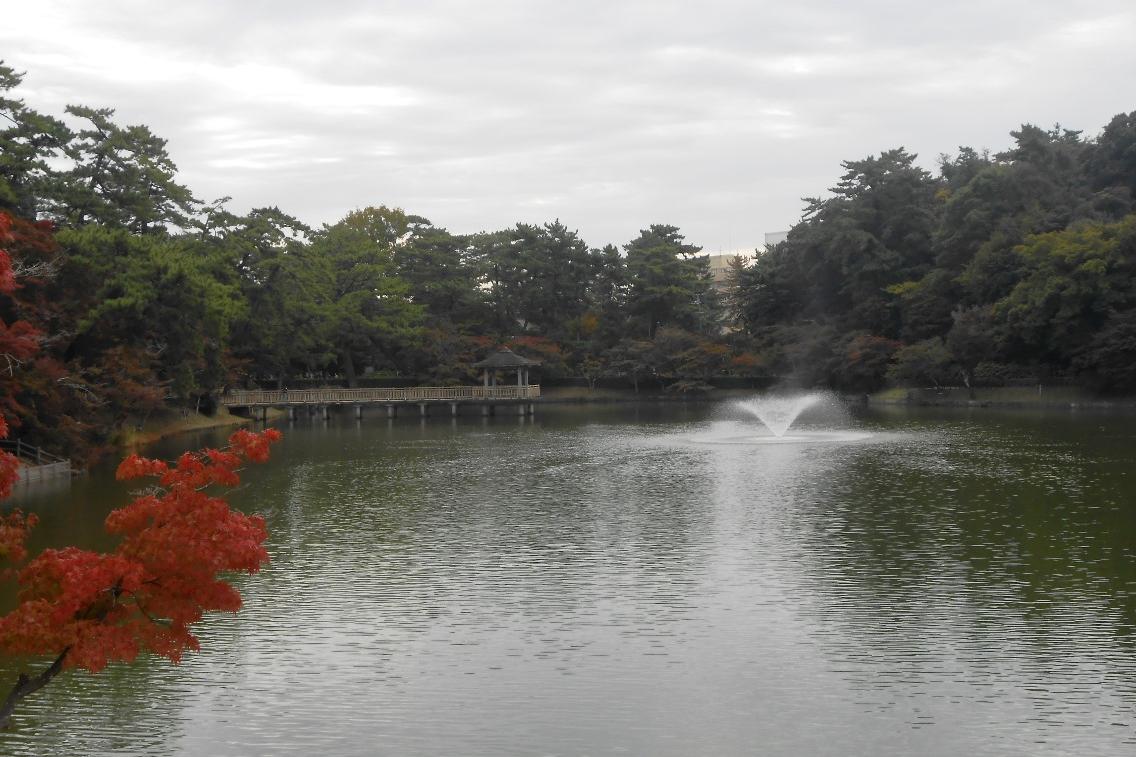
2,402 -> 1134,755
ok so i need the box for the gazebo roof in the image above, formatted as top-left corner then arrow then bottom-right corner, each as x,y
472,347 -> 541,369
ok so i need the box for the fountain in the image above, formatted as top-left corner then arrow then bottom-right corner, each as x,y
688,392 -> 872,446
736,393 -> 825,437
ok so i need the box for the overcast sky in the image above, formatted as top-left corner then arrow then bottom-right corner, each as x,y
2,0 -> 1133,252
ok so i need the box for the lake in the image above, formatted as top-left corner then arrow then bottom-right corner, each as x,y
2,399 -> 1134,756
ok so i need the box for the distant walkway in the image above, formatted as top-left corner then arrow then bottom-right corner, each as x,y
221,385 -> 541,419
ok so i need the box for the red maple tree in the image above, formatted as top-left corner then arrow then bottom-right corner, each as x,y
0,213 -> 42,449
0,211 -> 281,727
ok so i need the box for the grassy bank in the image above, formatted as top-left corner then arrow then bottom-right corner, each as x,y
117,407 -> 284,450
868,385 -> 1135,408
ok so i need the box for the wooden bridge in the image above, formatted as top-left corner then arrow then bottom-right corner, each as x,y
221,385 -> 541,419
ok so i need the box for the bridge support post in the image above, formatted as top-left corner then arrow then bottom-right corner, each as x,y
386,404 -> 396,418
418,403 -> 428,417
354,404 -> 363,420
287,406 -> 296,420
450,402 -> 458,417
516,403 -> 525,416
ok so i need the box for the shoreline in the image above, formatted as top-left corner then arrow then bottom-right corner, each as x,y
118,408 -> 286,450
541,385 -> 1136,410
119,384 -> 1136,454
864,386 -> 1136,410
538,386 -> 761,403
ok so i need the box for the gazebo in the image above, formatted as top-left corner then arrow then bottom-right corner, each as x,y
473,346 -> 540,388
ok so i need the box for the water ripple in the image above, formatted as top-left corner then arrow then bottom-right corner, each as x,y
2,406 -> 1134,755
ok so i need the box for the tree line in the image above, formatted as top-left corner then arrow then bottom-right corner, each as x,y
2,61 -> 1135,462
1,63 -> 732,462
732,121 -> 1136,394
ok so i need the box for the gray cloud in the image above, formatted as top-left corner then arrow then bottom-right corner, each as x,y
2,0 -> 1133,251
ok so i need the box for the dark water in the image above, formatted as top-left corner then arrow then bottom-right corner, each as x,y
2,401 -> 1135,756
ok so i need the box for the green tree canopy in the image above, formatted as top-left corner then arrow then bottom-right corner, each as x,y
624,224 -> 716,338
53,105 -> 199,233
0,63 -> 70,217
306,217 -> 423,384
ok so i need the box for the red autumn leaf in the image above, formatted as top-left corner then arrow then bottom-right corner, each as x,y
0,426 -> 281,725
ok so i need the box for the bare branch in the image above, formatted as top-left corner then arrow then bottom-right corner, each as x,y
10,258 -> 59,280
56,377 -> 106,405
1,354 -> 24,376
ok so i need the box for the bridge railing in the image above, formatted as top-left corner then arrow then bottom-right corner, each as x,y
0,439 -> 68,466
221,385 -> 541,406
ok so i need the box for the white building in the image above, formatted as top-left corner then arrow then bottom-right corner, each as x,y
706,250 -> 755,290
764,230 -> 789,247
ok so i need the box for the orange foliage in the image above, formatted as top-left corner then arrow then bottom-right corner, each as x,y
577,312 -> 600,337
730,351 -> 765,370
0,213 -> 11,285
508,335 -> 564,358
0,223 -> 39,369
0,428 -> 281,673
0,511 -> 37,570
0,211 -> 40,494
0,445 -> 17,502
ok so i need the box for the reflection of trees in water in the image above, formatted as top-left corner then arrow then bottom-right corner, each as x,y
392,425 -> 716,620
789,412 -> 1136,722
9,407 -> 1132,750
237,417 -> 716,659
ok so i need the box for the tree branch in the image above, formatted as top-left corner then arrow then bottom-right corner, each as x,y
0,646 -> 70,730
124,590 -> 172,628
